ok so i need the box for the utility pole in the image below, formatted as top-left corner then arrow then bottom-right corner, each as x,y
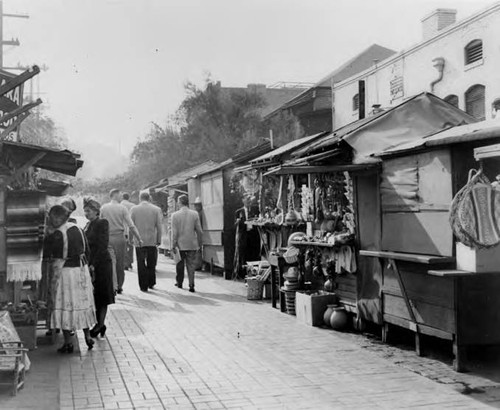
0,1 -> 29,70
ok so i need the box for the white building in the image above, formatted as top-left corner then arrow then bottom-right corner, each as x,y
333,2 -> 500,128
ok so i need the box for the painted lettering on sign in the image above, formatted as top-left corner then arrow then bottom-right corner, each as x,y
0,70 -> 24,141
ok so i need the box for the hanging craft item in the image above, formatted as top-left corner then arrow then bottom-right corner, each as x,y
6,191 -> 46,282
449,169 -> 500,248
285,175 -> 299,224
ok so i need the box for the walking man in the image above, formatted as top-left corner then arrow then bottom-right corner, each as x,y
101,189 -> 142,294
121,192 -> 135,270
171,195 -> 203,293
130,192 -> 163,292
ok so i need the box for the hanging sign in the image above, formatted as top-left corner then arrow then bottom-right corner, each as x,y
0,69 -> 24,142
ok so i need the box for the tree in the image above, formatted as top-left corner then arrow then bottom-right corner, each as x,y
177,79 -> 266,163
19,107 -> 68,149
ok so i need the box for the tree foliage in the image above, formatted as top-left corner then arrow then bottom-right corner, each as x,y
19,107 -> 68,149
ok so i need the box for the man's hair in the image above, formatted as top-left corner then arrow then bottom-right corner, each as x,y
140,192 -> 150,202
178,195 -> 189,206
109,188 -> 120,198
122,192 -> 130,200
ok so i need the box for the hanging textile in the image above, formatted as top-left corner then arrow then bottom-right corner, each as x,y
5,191 -> 46,282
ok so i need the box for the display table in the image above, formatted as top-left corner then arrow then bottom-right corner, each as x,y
360,250 -> 500,372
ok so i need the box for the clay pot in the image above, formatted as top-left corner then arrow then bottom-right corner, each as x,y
323,304 -> 336,327
324,277 -> 334,292
329,307 -> 348,330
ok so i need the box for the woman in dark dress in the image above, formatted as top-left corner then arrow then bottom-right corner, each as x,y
83,198 -> 115,338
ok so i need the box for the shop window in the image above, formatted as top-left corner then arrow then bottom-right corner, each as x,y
465,84 -> 485,120
464,39 -> 483,65
352,94 -> 359,111
493,99 -> 500,119
444,94 -> 459,108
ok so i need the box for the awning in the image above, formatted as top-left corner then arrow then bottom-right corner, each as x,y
375,119 -> 500,158
37,178 -> 71,196
250,132 -> 328,165
264,163 -> 378,176
1,140 -> 83,176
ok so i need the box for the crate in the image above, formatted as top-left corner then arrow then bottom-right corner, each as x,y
247,278 -> 264,300
13,325 -> 37,350
295,291 -> 338,326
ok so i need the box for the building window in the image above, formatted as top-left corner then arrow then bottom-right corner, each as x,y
492,99 -> 500,119
444,94 -> 459,108
464,39 -> 483,65
465,84 -> 485,120
352,94 -> 359,111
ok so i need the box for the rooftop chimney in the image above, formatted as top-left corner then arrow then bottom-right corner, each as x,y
421,9 -> 457,41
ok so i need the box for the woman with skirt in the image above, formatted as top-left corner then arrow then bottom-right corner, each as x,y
83,198 -> 115,338
47,205 -> 96,352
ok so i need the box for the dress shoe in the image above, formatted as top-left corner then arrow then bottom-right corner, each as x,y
140,288 -> 148,292
149,285 -> 155,290
90,324 -> 107,338
189,286 -> 195,293
116,288 -> 123,294
85,338 -> 95,350
175,283 -> 182,289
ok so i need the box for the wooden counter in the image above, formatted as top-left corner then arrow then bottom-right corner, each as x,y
362,249 -> 500,372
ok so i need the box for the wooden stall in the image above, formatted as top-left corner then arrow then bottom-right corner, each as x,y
270,93 -> 478,332
359,120 -> 500,371
192,143 -> 272,278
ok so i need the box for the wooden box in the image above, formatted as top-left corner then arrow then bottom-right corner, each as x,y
456,242 -> 500,272
295,291 -> 338,327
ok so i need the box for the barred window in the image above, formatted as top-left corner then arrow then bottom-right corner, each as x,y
444,94 -> 459,108
465,84 -> 485,120
465,40 -> 483,65
352,94 -> 359,111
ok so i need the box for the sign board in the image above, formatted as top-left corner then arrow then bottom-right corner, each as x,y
0,69 -> 24,142
389,62 -> 404,103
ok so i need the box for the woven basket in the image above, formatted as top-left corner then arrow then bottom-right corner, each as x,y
283,289 -> 297,315
247,278 -> 264,300
283,246 -> 299,264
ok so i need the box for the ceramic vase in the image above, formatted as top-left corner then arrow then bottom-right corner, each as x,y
323,304 -> 336,327
329,307 -> 348,330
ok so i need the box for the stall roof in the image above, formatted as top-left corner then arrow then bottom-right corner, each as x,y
291,93 -> 477,164
250,132 -> 328,166
195,142 -> 275,178
165,160 -> 219,189
1,140 -> 83,176
375,119 -> 500,158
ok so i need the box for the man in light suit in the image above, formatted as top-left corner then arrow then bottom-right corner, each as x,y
130,192 -> 163,292
171,194 -> 203,292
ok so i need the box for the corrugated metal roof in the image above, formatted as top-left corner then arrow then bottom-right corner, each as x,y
250,132 -> 327,164
376,119 -> 500,158
166,160 -> 219,187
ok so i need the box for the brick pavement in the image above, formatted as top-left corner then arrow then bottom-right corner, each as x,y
2,255 -> 500,409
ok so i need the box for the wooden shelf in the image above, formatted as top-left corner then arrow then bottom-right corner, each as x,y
427,269 -> 500,277
359,250 -> 454,264
289,240 -> 350,248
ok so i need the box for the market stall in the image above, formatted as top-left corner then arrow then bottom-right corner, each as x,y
262,92 -> 478,333
363,119 -> 500,371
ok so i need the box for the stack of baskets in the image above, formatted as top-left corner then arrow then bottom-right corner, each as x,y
284,290 -> 297,315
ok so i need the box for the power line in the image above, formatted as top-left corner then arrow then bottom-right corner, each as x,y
0,0 -> 29,69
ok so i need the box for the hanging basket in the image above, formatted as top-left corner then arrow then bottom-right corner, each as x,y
246,278 -> 264,300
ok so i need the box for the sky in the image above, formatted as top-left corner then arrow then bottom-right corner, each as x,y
3,0 -> 496,178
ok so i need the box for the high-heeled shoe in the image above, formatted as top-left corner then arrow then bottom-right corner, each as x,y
90,324 -> 107,338
57,343 -> 74,354
85,338 -> 95,350
99,325 -> 107,337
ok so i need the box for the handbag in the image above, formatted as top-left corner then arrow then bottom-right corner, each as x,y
172,247 -> 182,264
